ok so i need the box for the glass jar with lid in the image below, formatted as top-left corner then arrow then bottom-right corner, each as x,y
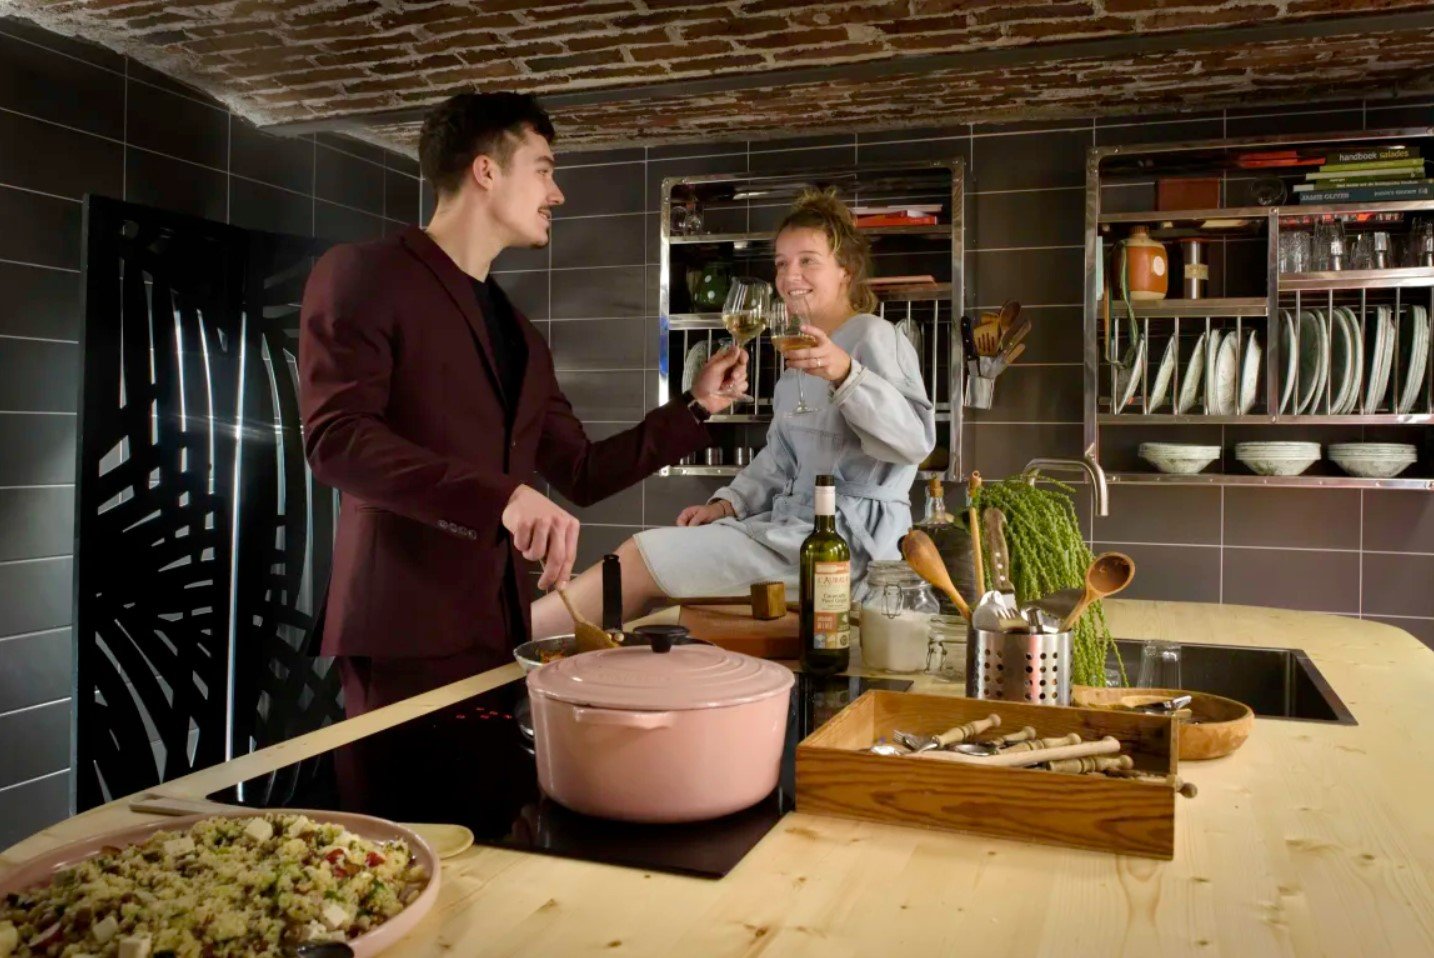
859,560 -> 940,673
927,614 -> 968,683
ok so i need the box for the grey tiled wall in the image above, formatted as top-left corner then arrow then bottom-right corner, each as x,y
0,17 -> 418,849
486,99 -> 1434,655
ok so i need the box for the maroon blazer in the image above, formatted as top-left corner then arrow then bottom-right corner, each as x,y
299,226 -> 708,661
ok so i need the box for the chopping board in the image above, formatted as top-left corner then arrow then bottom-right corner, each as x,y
678,605 -> 800,660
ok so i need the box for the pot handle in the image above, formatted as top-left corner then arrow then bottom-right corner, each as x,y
572,707 -> 675,730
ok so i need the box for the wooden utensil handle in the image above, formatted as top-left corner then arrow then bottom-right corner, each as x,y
1045,755 -> 1134,774
911,736 -> 1122,768
935,714 -> 1001,746
1105,769 -> 1199,798
1001,732 -> 1082,753
982,725 -> 1036,746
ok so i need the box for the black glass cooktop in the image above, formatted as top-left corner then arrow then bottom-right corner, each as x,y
209,673 -> 910,879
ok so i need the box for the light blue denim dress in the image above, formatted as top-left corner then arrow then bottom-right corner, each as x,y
635,313 -> 936,600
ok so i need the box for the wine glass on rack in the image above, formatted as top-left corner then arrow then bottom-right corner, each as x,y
771,293 -> 819,417
719,277 -> 769,405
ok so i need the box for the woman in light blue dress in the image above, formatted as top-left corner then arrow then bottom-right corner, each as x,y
529,189 -> 935,637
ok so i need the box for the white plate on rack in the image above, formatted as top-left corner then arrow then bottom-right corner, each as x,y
1333,307 -> 1364,415
1207,330 -> 1238,415
1147,333 -> 1178,412
1324,308 -> 1354,415
1278,309 -> 1298,414
1396,304 -> 1430,414
1295,310 -> 1327,415
1113,335 -> 1148,413
1176,331 -> 1208,414
1238,329 -> 1262,414
681,339 -> 713,393
1363,306 -> 1395,414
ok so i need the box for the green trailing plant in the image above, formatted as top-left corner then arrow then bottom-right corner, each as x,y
970,474 -> 1124,688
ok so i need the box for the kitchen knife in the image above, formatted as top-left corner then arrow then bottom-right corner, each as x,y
983,507 -> 1015,597
959,314 -> 979,378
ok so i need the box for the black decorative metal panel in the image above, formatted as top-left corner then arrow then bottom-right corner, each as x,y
74,196 -> 341,811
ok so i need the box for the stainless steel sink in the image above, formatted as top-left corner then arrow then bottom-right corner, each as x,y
1110,639 -> 1356,725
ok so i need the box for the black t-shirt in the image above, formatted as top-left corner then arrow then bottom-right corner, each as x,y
470,276 -> 526,415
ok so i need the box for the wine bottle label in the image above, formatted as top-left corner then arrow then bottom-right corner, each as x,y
812,560 -> 851,650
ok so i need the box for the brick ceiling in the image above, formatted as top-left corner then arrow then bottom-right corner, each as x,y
9,1 -> 1434,153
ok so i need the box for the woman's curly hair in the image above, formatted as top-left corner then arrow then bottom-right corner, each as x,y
775,187 -> 877,313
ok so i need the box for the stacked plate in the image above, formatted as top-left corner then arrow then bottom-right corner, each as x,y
1278,305 -> 1430,415
1139,442 -> 1221,474
1234,441 -> 1321,476
1395,305 -> 1430,415
1328,443 -> 1418,478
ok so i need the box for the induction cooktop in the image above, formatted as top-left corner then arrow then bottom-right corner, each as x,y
209,672 -> 910,879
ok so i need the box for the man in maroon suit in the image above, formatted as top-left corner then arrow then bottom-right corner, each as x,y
299,93 -> 746,716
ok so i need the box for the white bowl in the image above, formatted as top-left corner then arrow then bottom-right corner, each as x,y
1329,443 -> 1417,478
1234,441 -> 1321,476
1139,443 -> 1221,474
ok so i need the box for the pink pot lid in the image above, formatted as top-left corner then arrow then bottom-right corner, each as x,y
526,643 -> 794,711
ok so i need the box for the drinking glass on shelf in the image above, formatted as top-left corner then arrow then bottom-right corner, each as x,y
1412,217 -> 1434,267
1137,640 -> 1182,690
1278,230 -> 1311,274
719,277 -> 769,404
771,294 -> 819,417
1349,232 -> 1373,271
1313,220 -> 1345,271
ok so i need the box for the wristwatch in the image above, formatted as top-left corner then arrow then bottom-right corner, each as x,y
681,389 -> 712,423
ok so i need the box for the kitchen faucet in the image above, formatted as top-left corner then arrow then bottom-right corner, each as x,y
1021,454 -> 1109,517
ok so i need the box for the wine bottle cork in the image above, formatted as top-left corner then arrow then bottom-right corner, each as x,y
935,713 -> 1001,747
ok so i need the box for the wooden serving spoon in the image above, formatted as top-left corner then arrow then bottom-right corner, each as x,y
901,530 -> 972,620
554,586 -> 619,652
1059,552 -> 1136,631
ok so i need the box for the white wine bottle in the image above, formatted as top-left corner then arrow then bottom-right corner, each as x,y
800,475 -> 851,675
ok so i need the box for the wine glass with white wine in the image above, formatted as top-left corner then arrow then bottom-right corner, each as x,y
770,292 -> 819,417
719,278 -> 769,404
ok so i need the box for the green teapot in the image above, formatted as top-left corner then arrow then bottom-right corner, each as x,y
689,261 -> 732,311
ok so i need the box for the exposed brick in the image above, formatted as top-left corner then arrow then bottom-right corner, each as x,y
678,14 -> 788,40
8,0 -> 1434,153
1138,7 -> 1284,30
525,49 -> 629,73
369,54 -> 465,76
628,39 -> 733,63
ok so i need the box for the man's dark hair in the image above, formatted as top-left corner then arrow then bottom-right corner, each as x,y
418,92 -> 556,197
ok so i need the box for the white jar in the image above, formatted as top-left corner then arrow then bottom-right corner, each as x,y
859,561 -> 940,673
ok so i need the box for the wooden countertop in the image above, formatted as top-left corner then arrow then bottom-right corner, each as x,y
6,601 -> 1434,956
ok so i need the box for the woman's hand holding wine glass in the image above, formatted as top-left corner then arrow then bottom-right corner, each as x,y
778,322 -> 851,384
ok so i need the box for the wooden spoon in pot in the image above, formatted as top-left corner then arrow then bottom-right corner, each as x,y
541,561 -> 619,652
901,530 -> 972,620
1059,552 -> 1136,631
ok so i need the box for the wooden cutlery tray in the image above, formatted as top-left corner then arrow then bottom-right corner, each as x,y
795,690 -> 1180,859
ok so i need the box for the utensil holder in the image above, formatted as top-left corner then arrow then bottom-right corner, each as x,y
964,375 -> 996,409
965,628 -> 1072,706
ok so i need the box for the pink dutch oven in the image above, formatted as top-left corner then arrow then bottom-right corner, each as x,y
525,627 -> 795,823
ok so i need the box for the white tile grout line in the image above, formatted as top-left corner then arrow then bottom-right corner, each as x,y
1359,489 -> 1365,616
0,766 -> 69,796
0,334 -> 79,345
0,626 -> 70,644
1218,484 -> 1225,603
0,695 -> 70,721
0,554 -> 71,567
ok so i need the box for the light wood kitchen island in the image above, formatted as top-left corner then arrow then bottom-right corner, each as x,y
5,601 -> 1434,956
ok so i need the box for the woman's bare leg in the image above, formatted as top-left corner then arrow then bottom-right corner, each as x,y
529,537 -> 668,639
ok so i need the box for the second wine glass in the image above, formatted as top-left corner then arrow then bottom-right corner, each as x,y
719,277 -> 769,405
771,294 -> 818,417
